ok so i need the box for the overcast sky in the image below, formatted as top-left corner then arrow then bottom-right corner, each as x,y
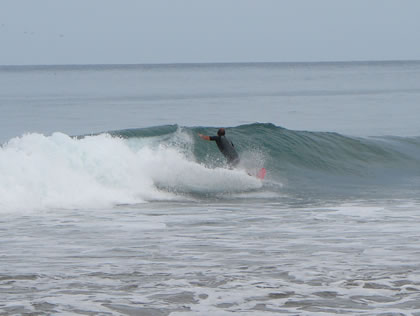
1,0 -> 420,65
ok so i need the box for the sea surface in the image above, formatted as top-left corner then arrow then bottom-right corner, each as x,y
1,61 -> 420,315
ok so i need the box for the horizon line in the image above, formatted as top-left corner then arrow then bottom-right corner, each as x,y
1,58 -> 420,69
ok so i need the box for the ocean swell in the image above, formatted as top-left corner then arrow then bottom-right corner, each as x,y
2,123 -> 420,211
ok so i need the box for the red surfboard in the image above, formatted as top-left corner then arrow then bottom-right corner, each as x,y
256,168 -> 266,180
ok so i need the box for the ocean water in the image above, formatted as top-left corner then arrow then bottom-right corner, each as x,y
1,61 -> 420,315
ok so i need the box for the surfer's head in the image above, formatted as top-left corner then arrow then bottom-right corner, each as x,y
217,128 -> 225,136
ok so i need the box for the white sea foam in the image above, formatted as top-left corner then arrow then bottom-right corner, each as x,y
0,131 -> 262,212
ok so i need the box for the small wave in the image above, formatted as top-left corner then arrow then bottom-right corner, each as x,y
2,123 -> 420,211
0,130 -> 262,212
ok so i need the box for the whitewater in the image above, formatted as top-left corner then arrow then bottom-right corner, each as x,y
1,61 -> 420,315
0,130 -> 262,212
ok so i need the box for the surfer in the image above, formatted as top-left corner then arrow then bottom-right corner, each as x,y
198,128 -> 240,167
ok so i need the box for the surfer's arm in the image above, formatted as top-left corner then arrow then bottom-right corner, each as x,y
198,133 -> 211,141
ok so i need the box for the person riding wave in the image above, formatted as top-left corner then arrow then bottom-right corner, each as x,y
198,128 -> 240,167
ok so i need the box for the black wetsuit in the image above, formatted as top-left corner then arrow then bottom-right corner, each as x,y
209,135 -> 240,166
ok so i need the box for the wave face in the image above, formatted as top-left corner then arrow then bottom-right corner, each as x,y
2,123 -> 420,211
